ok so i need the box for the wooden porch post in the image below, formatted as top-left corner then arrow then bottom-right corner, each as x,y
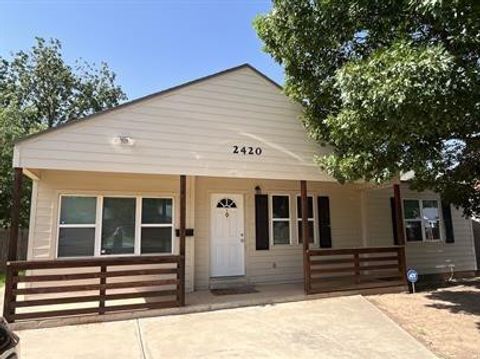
393,183 -> 407,282
4,167 -> 23,323
8,168 -> 23,262
393,184 -> 405,246
178,175 -> 186,306
301,180 -> 310,294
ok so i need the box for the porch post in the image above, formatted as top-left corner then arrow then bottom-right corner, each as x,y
393,183 -> 407,282
301,180 -> 310,294
178,175 -> 186,306
3,168 -> 23,323
8,168 -> 23,262
393,184 -> 406,245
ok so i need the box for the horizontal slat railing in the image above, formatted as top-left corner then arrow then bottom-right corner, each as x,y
3,255 -> 182,323
307,246 -> 407,294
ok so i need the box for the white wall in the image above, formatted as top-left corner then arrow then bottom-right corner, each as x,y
28,171 -> 477,294
15,66 -> 334,182
364,184 -> 477,274
194,177 -> 364,289
27,170 -> 195,292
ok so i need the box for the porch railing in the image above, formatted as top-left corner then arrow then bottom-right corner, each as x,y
3,255 -> 182,323
306,246 -> 407,294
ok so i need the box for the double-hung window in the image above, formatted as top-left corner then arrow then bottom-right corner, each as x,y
271,195 -> 291,245
57,195 -> 174,258
296,196 -> 314,244
403,199 -> 441,242
141,198 -> 174,254
58,196 -> 97,257
101,197 -> 136,255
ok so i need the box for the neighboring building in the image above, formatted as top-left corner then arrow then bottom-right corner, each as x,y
473,218 -> 480,270
5,64 -> 477,322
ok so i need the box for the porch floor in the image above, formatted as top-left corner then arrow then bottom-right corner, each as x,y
9,281 -> 407,330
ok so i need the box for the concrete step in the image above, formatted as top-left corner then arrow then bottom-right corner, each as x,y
209,276 -> 249,289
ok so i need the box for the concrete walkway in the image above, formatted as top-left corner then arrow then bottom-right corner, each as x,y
16,296 -> 436,359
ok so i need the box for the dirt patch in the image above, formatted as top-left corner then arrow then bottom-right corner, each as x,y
368,279 -> 480,359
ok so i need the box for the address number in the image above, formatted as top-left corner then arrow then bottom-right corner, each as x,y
233,146 -> 262,156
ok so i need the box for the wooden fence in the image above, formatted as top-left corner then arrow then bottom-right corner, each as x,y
3,255 -> 182,323
307,246 -> 407,294
0,229 -> 28,270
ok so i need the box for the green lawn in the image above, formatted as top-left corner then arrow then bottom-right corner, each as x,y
0,272 -> 5,286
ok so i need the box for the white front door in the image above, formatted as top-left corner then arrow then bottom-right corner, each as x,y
210,194 -> 245,277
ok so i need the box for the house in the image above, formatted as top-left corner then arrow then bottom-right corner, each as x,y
4,64 -> 477,322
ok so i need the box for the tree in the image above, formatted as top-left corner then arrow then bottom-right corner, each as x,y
0,106 -> 41,228
255,1 -> 480,216
0,37 -> 127,227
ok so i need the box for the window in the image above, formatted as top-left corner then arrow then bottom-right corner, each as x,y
101,197 -> 136,255
422,200 -> 441,240
141,198 -> 174,254
271,195 -> 291,245
404,200 -> 423,242
403,199 -> 441,242
216,198 -> 237,208
296,196 -> 314,244
58,196 -> 96,257
57,195 -> 174,258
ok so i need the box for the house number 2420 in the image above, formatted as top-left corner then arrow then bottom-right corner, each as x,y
232,146 -> 262,156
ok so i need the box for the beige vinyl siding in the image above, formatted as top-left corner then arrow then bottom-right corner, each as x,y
27,170 -> 195,292
27,170 -> 477,293
15,67 -> 334,182
194,177 -> 363,289
364,184 -> 477,274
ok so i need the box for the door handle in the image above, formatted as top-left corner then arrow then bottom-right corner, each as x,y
240,238 -> 245,243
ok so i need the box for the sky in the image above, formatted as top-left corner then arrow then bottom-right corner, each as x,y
0,0 -> 283,100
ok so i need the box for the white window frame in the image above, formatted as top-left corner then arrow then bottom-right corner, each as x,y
139,197 -> 175,255
403,198 -> 442,243
269,194 -> 292,246
56,194 -> 175,258
295,194 -> 316,245
57,194 -> 98,258
98,195 -> 138,257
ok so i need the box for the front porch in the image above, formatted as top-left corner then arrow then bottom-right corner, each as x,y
3,245 -> 407,327
3,169 -> 408,324
7,279 -> 406,330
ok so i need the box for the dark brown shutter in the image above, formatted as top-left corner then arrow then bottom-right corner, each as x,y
442,201 -> 455,243
318,196 -> 332,248
390,197 -> 399,245
255,194 -> 269,250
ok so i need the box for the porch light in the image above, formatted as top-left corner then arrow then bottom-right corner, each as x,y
255,185 -> 262,194
112,136 -> 135,146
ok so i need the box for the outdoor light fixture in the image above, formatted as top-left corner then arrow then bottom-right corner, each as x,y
255,185 -> 262,194
112,136 -> 135,146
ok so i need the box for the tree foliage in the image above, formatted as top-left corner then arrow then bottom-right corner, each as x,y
255,0 -> 480,216
0,38 -> 127,227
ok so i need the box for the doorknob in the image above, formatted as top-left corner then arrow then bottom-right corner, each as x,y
240,238 -> 245,243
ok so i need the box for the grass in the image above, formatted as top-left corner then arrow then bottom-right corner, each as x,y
0,272 -> 5,286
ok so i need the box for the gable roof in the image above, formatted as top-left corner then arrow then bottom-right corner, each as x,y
14,62 -> 334,182
15,63 -> 283,145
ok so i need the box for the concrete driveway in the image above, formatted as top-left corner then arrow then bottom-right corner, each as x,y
16,296 -> 436,359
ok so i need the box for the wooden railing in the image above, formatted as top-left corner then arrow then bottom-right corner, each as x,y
306,246 -> 407,294
3,255 -> 182,323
